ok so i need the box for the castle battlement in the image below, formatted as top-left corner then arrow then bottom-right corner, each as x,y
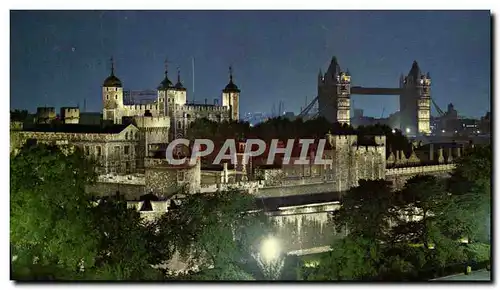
124,104 -> 158,111
182,105 -> 230,112
373,135 -> 386,146
133,116 -> 170,128
353,145 -> 382,154
385,163 -> 455,176
61,107 -> 79,114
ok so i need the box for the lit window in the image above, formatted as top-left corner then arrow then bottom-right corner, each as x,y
178,171 -> 185,182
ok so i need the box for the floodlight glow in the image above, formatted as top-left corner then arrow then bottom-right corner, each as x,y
261,237 -> 280,263
392,129 -> 396,134
405,128 -> 411,133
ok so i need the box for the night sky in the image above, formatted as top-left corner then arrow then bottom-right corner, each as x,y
10,10 -> 491,118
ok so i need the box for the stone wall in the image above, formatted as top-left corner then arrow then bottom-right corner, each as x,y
385,164 -> 455,190
144,161 -> 201,198
271,202 -> 343,253
255,182 -> 336,198
86,182 -> 145,199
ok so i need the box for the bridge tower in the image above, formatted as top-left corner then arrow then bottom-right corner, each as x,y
417,72 -> 431,135
400,61 -> 431,135
318,56 -> 351,125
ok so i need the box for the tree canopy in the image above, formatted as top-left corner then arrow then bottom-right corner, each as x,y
11,143 -> 99,279
156,190 -> 273,279
10,143 -> 165,280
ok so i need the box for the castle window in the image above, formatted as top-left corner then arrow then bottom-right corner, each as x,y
96,146 -> 102,156
125,132 -> 129,140
114,146 -> 120,155
106,95 -> 109,100
115,96 -> 117,100
84,146 -> 90,155
124,145 -> 130,155
177,121 -> 182,129
177,171 -> 185,182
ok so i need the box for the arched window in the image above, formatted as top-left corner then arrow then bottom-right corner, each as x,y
178,121 -> 182,129
125,132 -> 129,140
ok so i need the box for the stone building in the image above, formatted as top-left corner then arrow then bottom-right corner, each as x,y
144,158 -> 201,198
101,59 -> 241,140
12,123 -> 140,174
252,133 -> 386,192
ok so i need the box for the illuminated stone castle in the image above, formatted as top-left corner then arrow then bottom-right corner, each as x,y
102,60 -> 241,140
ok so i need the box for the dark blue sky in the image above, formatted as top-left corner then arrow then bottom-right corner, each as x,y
11,10 -> 491,118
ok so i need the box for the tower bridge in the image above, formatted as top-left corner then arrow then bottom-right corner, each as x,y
300,57 -> 432,136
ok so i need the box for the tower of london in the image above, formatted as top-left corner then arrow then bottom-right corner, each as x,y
102,59 -> 241,141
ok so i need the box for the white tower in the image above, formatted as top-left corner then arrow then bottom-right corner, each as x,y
102,57 -> 124,124
221,66 -> 240,121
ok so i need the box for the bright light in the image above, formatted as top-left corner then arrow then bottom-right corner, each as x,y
405,128 -> 410,133
442,130 -> 445,133
261,237 -> 280,263
392,129 -> 396,134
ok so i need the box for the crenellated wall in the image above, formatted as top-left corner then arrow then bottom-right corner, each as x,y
385,163 -> 455,190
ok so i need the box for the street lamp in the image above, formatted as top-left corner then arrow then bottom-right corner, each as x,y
261,236 -> 280,263
253,236 -> 285,280
406,128 -> 411,134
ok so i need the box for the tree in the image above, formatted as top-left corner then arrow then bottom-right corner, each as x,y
446,145 -> 491,243
308,237 -> 381,281
156,190 -> 273,279
10,109 -> 29,122
10,143 -> 99,279
85,195 -> 165,280
333,179 -> 396,242
11,143 -> 166,280
390,175 -> 448,249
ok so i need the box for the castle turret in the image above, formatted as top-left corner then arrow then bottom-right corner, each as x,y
174,68 -> 186,91
60,107 -> 80,124
173,68 -> 187,105
102,57 -> 124,124
36,107 -> 56,124
221,66 -> 240,121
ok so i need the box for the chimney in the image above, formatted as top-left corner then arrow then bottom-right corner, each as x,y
429,144 -> 434,161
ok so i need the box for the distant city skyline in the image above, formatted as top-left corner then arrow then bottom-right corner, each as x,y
11,10 -> 491,118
